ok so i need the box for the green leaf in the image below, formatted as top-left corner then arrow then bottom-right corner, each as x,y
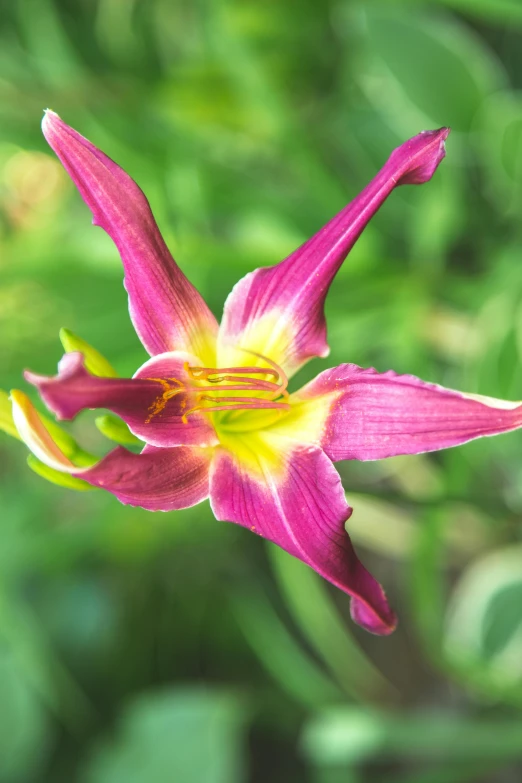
268,545 -> 393,701
230,587 -> 341,708
83,689 -> 247,783
302,707 -> 522,767
361,7 -> 502,131
409,507 -> 447,648
477,91 -> 522,210
59,328 -> 118,378
445,545 -> 522,688
430,0 -> 522,25
0,651 -> 51,782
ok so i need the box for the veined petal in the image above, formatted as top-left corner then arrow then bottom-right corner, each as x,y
76,444 -> 211,511
292,364 -> 522,462
11,389 -> 211,510
25,351 -> 218,448
218,128 -> 449,375
210,433 -> 396,635
42,111 -> 218,363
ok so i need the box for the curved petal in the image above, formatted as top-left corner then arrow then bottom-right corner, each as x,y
11,389 -> 76,472
209,434 -> 396,635
292,363 -> 522,461
42,111 -> 218,363
11,388 -> 211,511
25,351 -> 218,448
218,128 -> 449,376
77,444 -> 211,511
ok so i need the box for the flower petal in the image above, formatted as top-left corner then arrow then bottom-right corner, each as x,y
77,444 -> 211,511
292,364 -> 522,461
12,388 -> 211,510
0,388 -> 22,440
218,128 -> 449,375
210,434 -> 396,635
11,389 -> 77,472
25,351 -> 218,448
42,111 -> 218,362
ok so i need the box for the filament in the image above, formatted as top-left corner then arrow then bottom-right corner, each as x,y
144,348 -> 290,424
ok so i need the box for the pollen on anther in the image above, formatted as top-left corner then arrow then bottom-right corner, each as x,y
145,395 -> 168,424
145,377 -> 185,424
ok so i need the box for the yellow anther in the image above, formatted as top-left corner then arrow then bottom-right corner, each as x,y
145,351 -> 290,424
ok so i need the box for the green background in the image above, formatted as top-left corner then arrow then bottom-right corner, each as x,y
2,0 -> 522,780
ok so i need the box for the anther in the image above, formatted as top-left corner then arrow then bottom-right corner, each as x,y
145,349 -> 290,424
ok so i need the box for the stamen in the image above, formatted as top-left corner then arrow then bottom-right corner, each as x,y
144,350 -> 290,424
187,365 -> 279,381
234,347 -> 289,397
144,377 -> 184,423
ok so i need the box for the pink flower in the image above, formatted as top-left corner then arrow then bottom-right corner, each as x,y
12,112 -> 522,635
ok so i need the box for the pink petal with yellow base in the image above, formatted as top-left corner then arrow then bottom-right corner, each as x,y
210,437 -> 396,635
42,111 -> 218,363
218,128 -> 449,375
292,364 -> 522,461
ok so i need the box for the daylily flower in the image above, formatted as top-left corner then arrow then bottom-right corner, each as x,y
9,112 -> 522,636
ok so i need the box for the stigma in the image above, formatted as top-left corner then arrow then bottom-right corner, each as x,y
145,350 -> 290,424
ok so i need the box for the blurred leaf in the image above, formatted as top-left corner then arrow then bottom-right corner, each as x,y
477,91 -> 522,213
268,545 -> 393,701
231,587 -> 341,708
408,165 -> 465,272
302,707 -> 522,766
95,0 -> 144,66
360,6 -> 503,131
15,0 -> 85,88
0,651 -> 52,783
0,582 -> 95,727
445,545 -> 522,688
425,0 -> 522,24
83,688 -> 247,783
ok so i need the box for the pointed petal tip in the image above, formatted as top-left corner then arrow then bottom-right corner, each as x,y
391,125 -> 450,186
421,126 -> 450,140
23,370 -> 46,390
41,109 -> 59,135
350,596 -> 398,636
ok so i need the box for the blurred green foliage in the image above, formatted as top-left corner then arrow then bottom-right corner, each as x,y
1,0 -> 522,780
